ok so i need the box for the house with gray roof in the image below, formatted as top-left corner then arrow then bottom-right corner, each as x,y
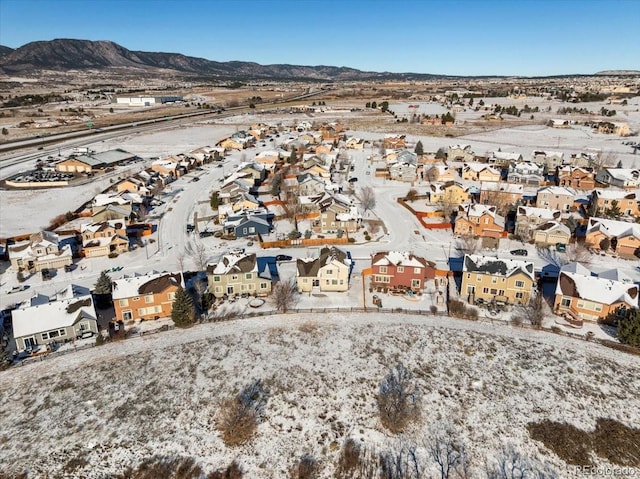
296,247 -> 352,293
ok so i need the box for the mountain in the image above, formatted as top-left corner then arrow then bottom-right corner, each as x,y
595,70 -> 640,76
0,38 -> 446,81
0,45 -> 14,58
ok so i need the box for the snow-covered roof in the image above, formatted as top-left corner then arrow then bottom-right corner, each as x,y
491,151 -> 522,161
533,150 -> 564,158
463,254 -> 534,280
537,186 -> 577,196
593,189 -> 636,200
517,206 -> 560,219
601,168 -> 639,181
587,217 -> 640,239
112,271 -> 183,300
464,162 -> 498,173
373,251 -> 427,269
535,221 -> 570,235
12,295 -> 96,340
556,263 -> 639,307
209,253 -> 258,275
481,182 -> 523,193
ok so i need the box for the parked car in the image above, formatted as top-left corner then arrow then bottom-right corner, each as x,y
348,177 -> 358,183
510,249 -> 528,256
199,230 -> 214,238
556,243 -> 567,252
64,264 -> 76,272
191,177 -> 200,182
7,285 -> 29,294
276,254 -> 293,262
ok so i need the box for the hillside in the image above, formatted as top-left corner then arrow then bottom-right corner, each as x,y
0,38 -> 444,81
0,313 -> 638,478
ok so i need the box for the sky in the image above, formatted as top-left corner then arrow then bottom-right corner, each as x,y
1,0 -> 639,76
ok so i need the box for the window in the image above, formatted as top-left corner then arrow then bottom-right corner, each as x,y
213,276 -> 220,282
491,277 -> 497,284
119,299 -> 129,307
515,292 -> 524,299
249,227 -> 255,233
466,285 -> 475,294
245,273 -> 253,280
332,280 -> 338,285
414,268 -> 421,274
133,296 -> 140,302
483,287 -> 489,294
326,269 -> 333,275
145,294 -> 154,303
498,289 -> 504,296
380,266 -> 387,274
466,273 -> 471,279
167,292 -> 176,301
476,276 -> 481,282
397,266 -> 404,273
411,279 -> 421,288
231,275 -> 239,281
490,288 -> 497,295
123,310 -> 132,321
561,297 -> 571,307
515,280 -> 525,288
260,282 -> 268,289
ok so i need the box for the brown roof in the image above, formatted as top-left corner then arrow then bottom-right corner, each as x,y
138,272 -> 182,295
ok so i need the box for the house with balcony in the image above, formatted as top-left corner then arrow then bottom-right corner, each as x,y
507,162 -> 544,186
370,251 -> 436,293
206,253 -> 273,299
296,247 -> 352,293
556,166 -> 595,190
112,271 -> 184,322
535,186 -> 578,212
8,231 -> 73,273
554,263 -> 638,323
585,217 -> 640,259
454,204 -> 505,239
461,254 -> 535,306
514,206 -> 561,239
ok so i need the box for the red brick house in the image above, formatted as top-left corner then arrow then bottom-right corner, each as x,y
370,251 -> 435,292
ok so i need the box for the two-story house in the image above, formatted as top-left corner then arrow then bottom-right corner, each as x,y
479,182 -> 524,209
296,247 -> 352,293
112,271 -> 184,322
533,150 -> 564,169
507,162 -> 544,186
319,198 -> 360,234
80,221 -> 129,258
384,134 -> 406,149
461,254 -> 535,306
554,263 -> 638,322
447,144 -> 474,162
428,181 -> 471,206
514,206 -> 561,239
533,221 -> 571,247
595,168 -> 640,189
454,204 -> 505,239
8,231 -> 73,272
462,162 -> 501,182
556,166 -> 595,190
370,251 -> 436,292
535,186 -> 578,212
588,190 -> 639,217
207,253 -> 272,298
585,217 -> 640,259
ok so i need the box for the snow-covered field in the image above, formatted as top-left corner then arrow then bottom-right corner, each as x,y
0,313 -> 638,478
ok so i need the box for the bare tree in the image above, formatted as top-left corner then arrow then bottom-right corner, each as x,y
405,188 -> 419,202
360,186 -> 376,216
271,278 -> 298,312
284,193 -> 302,230
379,440 -> 424,479
590,150 -> 617,170
176,250 -> 186,273
486,445 -> 558,479
335,438 -> 379,479
513,291 -> 546,328
456,236 -> 480,256
378,363 -> 421,433
189,240 -> 208,272
564,243 -> 591,265
427,424 -> 471,479
216,378 -> 268,447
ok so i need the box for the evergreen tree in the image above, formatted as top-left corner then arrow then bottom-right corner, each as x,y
171,287 -> 196,328
210,191 -> 220,210
414,140 -> 424,156
618,308 -> 640,348
93,271 -> 113,309
371,101 -> 377,109
604,200 -> 622,219
289,146 -> 297,164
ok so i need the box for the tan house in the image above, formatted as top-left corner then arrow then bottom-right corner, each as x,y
514,206 -> 561,239
112,272 -> 184,322
80,221 -> 129,258
589,190 -> 639,217
151,158 -> 179,178
8,231 -> 73,272
448,144 -> 474,162
428,181 -> 470,205
585,217 -> 640,259
425,162 -> 456,182
554,263 -> 638,322
461,254 -> 535,306
384,134 -> 406,149
346,137 -> 365,150
319,199 -> 360,234
116,177 -> 150,195
218,137 -> 249,150
206,253 -> 272,298
532,221 -> 571,247
533,150 -> 564,169
255,150 -> 281,166
454,204 -> 505,239
462,162 -> 501,182
556,166 -> 595,190
479,182 -> 524,208
296,247 -> 352,293
535,186 -> 578,212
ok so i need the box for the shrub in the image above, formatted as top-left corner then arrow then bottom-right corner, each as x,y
377,363 -> 421,433
448,299 -> 466,317
217,379 -> 268,446
206,461 -> 244,479
118,455 -> 203,479
430,305 -> 438,314
290,454 -> 319,479
348,237 -> 356,243
108,252 -> 119,259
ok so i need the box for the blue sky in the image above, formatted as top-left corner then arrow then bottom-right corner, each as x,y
1,0 -> 638,76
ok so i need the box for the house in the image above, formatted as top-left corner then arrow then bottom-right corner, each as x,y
595,168 -> 640,189
588,190 -> 639,217
425,162 -> 455,182
507,162 -> 544,186
514,206 -> 562,239
556,166 -> 595,190
384,134 -> 406,149
206,253 -> 273,298
255,150 -> 281,166
112,271 -> 184,322
488,151 -> 522,168
151,158 -> 179,179
80,220 -> 129,258
296,247 -> 352,293
535,186 -> 578,212
585,217 -> 640,259
550,119 -> 570,128
454,204 -> 505,239
224,214 -> 271,239
532,221 -> 571,247
370,251 -> 436,292
237,162 -> 267,184
91,203 -> 134,223
533,151 -> 564,169
8,231 -> 73,272
595,121 -> 629,136
462,162 -> 501,182
461,254 -> 535,306
479,182 -> 524,207
448,144 -> 474,162
346,137 -> 365,150
12,291 -> 98,353
428,181 -> 470,206
319,198 -> 361,233
297,173 -> 327,197
554,263 -> 638,322
116,176 -> 151,195
389,161 -> 417,182
218,137 -> 250,150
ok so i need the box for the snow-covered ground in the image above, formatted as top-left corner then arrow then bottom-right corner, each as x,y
0,313 -> 638,478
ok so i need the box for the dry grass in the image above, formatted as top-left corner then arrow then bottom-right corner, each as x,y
216,396 -> 259,447
206,461 -> 244,479
118,456 -> 203,479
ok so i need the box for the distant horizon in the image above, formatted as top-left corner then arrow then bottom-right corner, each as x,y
1,0 -> 639,77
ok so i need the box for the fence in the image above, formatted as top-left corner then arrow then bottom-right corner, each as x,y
261,236 -> 349,249
12,305 -> 639,367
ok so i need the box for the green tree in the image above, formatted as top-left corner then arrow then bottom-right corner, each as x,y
441,112 -> 455,124
365,101 -> 371,108
435,147 -> 447,159
604,200 -> 622,219
371,101 -> 377,109
380,101 -> 389,112
479,99 -> 485,106
93,270 -> 113,309
618,308 -> 640,347
414,140 -> 424,156
1,127 -> 8,135
270,172 -> 282,198
289,146 -> 297,164
171,287 -> 196,328
210,191 -> 220,210
616,159 -> 623,168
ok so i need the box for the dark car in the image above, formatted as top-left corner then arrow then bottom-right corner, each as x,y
275,254 -> 293,262
510,249 -> 528,256
191,177 -> 200,182
348,177 -> 358,183
64,264 -> 76,272
199,230 -> 214,238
